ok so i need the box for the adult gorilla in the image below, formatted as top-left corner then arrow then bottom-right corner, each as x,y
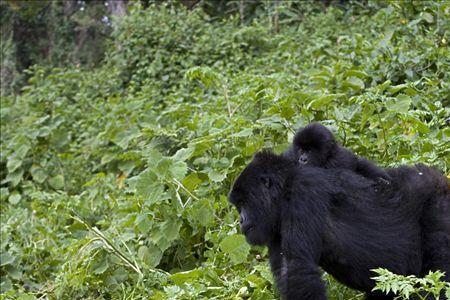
229,151 -> 449,300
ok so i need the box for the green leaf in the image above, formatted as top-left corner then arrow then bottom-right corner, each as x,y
0,252 -> 14,266
169,160 -> 187,180
190,199 -> 214,227
422,12 -> 434,23
113,127 -> 140,149
388,84 -> 407,94
181,173 -> 204,192
135,213 -> 152,233
219,234 -> 250,265
386,94 -> 411,114
6,158 -> 22,173
48,175 -> 65,190
93,257 -> 109,274
208,169 -> 226,183
0,188 -> 9,201
101,152 -> 117,165
128,169 -> 165,205
308,95 -> 334,109
30,166 -> 48,184
8,192 -> 21,205
170,269 -> 202,285
344,77 -> 365,90
151,218 -> 182,252
138,244 -> 163,268
4,169 -> 23,187
172,147 -> 194,161
5,265 -> 22,280
14,144 -> 30,160
231,128 -> 253,137
147,149 -> 164,168
344,69 -> 368,79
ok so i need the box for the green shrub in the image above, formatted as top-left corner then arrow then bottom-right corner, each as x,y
372,268 -> 450,300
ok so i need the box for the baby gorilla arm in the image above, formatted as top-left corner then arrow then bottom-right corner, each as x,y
356,157 -> 392,194
356,157 -> 391,182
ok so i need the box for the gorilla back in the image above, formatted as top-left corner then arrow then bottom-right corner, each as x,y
229,151 -> 450,300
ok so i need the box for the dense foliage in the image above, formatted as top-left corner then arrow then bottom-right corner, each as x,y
1,2 -> 449,299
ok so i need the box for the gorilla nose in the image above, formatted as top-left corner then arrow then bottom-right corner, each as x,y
299,155 -> 308,164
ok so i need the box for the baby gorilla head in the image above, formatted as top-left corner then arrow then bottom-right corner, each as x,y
229,151 -> 290,245
291,123 -> 337,166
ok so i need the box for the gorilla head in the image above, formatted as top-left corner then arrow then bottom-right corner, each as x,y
291,122 -> 337,166
228,151 -> 289,245
286,123 -> 392,189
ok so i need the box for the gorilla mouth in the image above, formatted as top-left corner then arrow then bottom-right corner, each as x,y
242,225 -> 254,235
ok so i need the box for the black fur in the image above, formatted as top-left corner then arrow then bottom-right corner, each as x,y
285,123 -> 391,190
229,151 -> 450,300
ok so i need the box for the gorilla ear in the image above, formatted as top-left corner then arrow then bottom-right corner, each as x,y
260,175 -> 271,188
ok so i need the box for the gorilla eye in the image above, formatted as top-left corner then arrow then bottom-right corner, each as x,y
260,176 -> 271,188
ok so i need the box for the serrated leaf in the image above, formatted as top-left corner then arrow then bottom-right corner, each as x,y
135,213 -> 152,233
127,169 -> 165,205
147,149 -> 164,167
219,234 -> 250,265
151,218 -> 182,252
190,199 -> 214,227
155,158 -> 172,178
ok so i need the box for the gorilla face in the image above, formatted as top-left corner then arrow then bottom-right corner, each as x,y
229,152 -> 286,245
292,123 -> 337,166
296,146 -> 325,166
229,181 -> 274,245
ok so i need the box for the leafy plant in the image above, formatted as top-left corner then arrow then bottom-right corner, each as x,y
372,268 -> 450,300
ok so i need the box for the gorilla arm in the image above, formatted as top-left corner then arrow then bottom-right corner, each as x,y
355,156 -> 391,183
277,181 -> 330,300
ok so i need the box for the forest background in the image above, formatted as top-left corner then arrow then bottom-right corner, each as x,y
1,0 -> 449,299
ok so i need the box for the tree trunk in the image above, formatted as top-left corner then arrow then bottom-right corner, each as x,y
107,0 -> 128,17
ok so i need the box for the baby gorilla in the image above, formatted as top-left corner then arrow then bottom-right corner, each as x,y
285,123 -> 391,190
229,151 -> 450,300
